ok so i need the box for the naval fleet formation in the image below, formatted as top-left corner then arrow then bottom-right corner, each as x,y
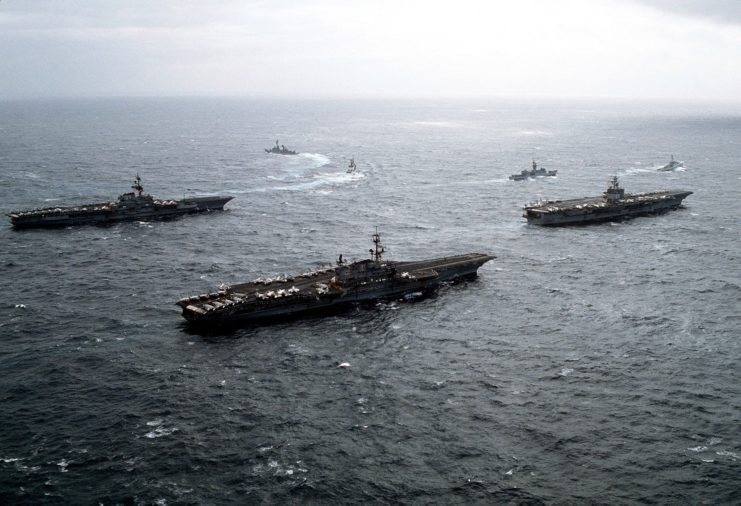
7,141 -> 692,330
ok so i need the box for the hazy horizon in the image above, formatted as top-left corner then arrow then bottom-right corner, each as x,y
2,0 -> 741,102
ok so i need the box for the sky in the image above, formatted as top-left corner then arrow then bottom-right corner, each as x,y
1,0 -> 741,101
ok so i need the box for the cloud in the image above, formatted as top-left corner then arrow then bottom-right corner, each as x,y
630,0 -> 741,26
2,0 -> 741,100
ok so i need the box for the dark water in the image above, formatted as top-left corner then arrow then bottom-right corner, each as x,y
1,98 -> 740,504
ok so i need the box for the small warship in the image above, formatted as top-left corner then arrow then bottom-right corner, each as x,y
177,230 -> 493,327
523,176 -> 692,226
265,139 -> 297,155
8,175 -> 233,229
658,154 -> 683,171
347,158 -> 357,173
509,160 -> 557,181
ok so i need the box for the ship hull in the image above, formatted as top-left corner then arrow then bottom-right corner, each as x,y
658,162 -> 683,172
509,171 -> 557,181
178,254 -> 493,328
9,196 -> 233,229
524,191 -> 692,226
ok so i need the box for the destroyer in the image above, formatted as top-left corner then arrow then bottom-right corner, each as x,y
8,175 -> 233,229
177,230 -> 493,327
523,176 -> 692,226
510,160 -> 557,181
265,139 -> 297,155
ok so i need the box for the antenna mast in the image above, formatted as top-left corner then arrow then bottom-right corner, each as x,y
370,227 -> 385,262
131,174 -> 144,196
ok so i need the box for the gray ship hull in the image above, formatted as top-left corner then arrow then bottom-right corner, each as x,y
524,190 -> 692,226
9,196 -> 233,229
177,253 -> 493,327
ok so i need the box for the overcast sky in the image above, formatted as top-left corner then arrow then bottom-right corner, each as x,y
1,0 -> 740,101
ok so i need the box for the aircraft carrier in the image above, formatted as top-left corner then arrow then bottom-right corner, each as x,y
8,175 -> 233,229
177,231 -> 494,327
523,176 -> 692,226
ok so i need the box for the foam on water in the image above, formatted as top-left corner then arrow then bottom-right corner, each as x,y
297,152 -> 330,168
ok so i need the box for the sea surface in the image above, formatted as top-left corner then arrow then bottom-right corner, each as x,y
1,97 -> 740,504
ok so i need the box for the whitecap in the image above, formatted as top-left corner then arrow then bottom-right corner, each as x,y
716,450 -> 739,460
146,419 -> 163,427
144,426 -> 178,438
687,445 -> 707,452
559,367 -> 574,376
57,459 -> 69,472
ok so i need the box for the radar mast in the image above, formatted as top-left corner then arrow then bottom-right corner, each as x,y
370,227 -> 385,262
131,174 -> 144,196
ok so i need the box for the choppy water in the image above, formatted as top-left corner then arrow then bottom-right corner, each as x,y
1,98 -> 740,504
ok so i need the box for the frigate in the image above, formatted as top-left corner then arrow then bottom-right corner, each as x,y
523,176 -> 692,226
265,139 -> 297,155
177,230 -> 493,327
510,160 -> 557,181
8,175 -> 233,229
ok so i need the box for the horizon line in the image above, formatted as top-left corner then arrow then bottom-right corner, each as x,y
2,93 -> 741,106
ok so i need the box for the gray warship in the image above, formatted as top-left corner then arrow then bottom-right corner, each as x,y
658,154 -> 683,171
265,139 -> 297,155
510,160 -> 557,181
347,158 -> 357,173
8,175 -> 233,229
177,230 -> 493,327
523,176 -> 692,226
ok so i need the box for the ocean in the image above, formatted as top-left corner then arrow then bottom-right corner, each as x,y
1,97 -> 739,504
